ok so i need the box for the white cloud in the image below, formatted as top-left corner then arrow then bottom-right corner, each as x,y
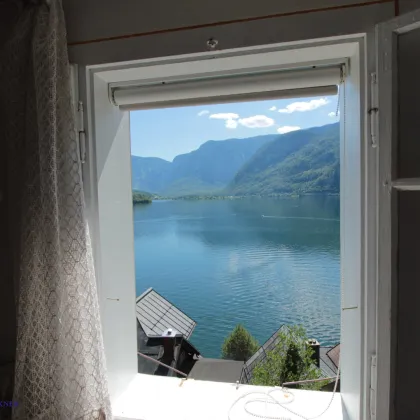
277,126 -> 301,134
269,106 -> 277,111
328,111 -> 339,118
198,110 -> 210,116
209,113 -> 275,129
278,98 -> 329,114
238,115 -> 275,128
209,113 -> 239,120
225,119 -> 238,129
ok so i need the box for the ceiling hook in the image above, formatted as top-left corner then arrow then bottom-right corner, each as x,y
206,38 -> 219,50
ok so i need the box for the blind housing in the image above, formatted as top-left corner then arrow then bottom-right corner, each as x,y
110,67 -> 340,110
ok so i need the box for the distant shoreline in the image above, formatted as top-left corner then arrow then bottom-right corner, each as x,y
133,192 -> 340,203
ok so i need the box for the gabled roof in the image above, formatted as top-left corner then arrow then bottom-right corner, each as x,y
136,288 -> 196,339
242,325 -> 290,383
326,343 -> 340,368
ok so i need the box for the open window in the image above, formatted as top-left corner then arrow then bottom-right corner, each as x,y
82,16 -> 420,414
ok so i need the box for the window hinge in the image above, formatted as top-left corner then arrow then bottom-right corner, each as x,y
370,355 -> 377,420
340,65 -> 346,84
77,101 -> 86,164
369,72 -> 378,149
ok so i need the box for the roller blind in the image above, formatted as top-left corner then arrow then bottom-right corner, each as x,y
110,67 -> 340,111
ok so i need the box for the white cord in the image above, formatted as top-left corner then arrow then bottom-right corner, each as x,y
228,361 -> 340,420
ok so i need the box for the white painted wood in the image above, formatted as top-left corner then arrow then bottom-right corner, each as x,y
374,7 -> 420,420
392,178 -> 420,190
85,35 -> 369,419
362,30 -> 380,420
113,374 -> 343,420
339,42 -> 364,420
96,41 -> 357,84
86,72 -> 138,403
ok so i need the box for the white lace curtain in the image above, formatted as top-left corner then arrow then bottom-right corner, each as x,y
0,1 -> 111,418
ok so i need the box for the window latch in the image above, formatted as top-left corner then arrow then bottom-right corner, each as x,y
369,73 -> 378,148
77,101 -> 86,164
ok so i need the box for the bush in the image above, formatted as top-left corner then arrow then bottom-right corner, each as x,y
251,325 -> 327,390
221,324 -> 259,361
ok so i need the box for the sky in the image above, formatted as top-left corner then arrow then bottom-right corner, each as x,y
130,95 -> 339,161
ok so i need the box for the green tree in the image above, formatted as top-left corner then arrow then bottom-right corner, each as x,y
222,324 -> 259,361
251,325 -> 327,390
132,191 -> 152,204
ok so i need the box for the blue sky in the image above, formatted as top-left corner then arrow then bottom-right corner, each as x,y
130,95 -> 339,161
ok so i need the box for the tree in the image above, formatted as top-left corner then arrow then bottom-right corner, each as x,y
251,325 -> 327,390
132,191 -> 152,204
221,324 -> 259,361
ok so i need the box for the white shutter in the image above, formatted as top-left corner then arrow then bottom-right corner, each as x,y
110,67 -> 340,110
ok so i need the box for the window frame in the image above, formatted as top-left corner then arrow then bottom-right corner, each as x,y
81,33 -> 377,420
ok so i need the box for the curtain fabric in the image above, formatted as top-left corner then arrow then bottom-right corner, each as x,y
0,1 -> 111,418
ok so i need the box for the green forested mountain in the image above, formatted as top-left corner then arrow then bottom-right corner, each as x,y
131,156 -> 172,193
131,124 -> 339,197
227,123 -> 339,195
131,134 -> 278,196
132,190 -> 153,204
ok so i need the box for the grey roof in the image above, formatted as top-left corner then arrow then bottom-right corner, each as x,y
319,344 -> 340,378
242,325 -> 290,383
188,358 -> 244,383
136,288 -> 196,339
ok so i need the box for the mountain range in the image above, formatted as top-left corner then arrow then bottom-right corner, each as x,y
131,123 -> 339,197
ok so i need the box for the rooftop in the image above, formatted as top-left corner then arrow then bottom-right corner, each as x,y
188,358 -> 244,383
136,288 -> 196,339
319,344 -> 340,379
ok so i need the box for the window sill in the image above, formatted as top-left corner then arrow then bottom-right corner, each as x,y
113,374 -> 343,420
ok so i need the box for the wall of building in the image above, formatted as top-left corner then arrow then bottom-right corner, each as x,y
65,0 -> 395,65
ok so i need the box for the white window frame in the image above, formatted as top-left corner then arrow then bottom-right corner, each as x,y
80,33 -> 379,420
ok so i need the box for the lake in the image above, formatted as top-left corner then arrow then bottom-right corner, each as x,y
133,195 -> 340,358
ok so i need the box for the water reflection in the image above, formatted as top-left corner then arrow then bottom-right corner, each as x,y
133,196 -> 340,357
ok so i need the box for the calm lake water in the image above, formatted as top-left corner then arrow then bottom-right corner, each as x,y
134,196 -> 340,358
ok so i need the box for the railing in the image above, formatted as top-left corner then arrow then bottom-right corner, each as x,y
137,351 -> 188,377
282,376 -> 337,386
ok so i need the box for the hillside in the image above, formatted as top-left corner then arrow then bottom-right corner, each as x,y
131,124 -> 339,197
227,123 -> 339,195
131,156 -> 171,193
131,134 -> 277,196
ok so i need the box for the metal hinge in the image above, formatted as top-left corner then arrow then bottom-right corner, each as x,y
370,355 -> 377,420
77,101 -> 86,164
340,65 -> 346,84
369,73 -> 378,148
